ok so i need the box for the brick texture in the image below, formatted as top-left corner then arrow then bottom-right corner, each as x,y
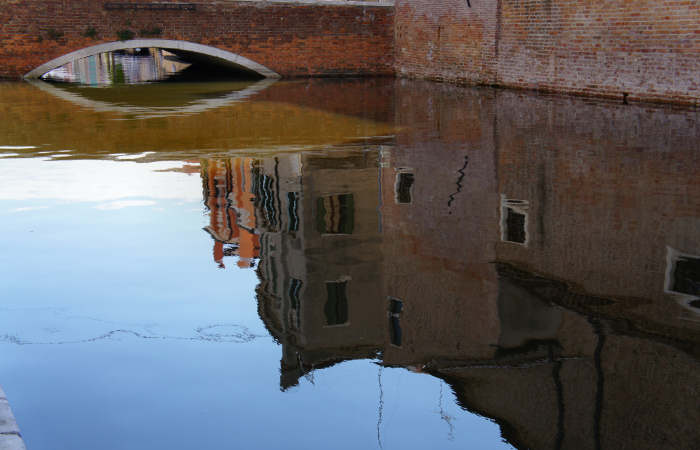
0,0 -> 394,79
394,0 -> 499,84
3,1 -> 700,104
395,0 -> 700,105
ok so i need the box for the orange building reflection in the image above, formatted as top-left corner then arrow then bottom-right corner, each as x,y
201,159 -> 260,269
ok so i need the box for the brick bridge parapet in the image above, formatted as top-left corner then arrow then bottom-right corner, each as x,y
0,0 -> 395,79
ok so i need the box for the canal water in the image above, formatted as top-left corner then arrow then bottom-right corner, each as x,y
0,64 -> 699,449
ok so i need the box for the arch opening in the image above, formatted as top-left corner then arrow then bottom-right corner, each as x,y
24,39 -> 280,82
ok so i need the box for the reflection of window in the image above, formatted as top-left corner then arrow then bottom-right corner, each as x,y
395,171 -> 414,204
325,281 -> 349,325
388,298 -> 403,347
253,170 -> 278,230
665,247 -> 700,311
287,192 -> 299,232
506,208 -> 526,243
500,196 -> 529,245
669,256 -> 700,296
317,194 -> 354,234
288,278 -> 303,329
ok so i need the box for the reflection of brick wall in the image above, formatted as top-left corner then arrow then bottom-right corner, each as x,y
254,78 -> 395,124
395,0 -> 700,104
381,81 -> 700,366
0,0 -> 394,79
442,322 -> 700,450
494,90 -> 700,325
381,81 -> 502,364
0,81 -> 396,157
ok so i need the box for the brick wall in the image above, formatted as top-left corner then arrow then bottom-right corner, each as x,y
4,1 -> 699,103
395,0 -> 700,105
394,0 -> 499,84
0,0 -> 394,79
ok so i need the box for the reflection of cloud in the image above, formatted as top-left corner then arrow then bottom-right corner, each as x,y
115,152 -> 156,160
0,159 -> 201,203
95,200 -> 157,210
0,146 -> 37,150
9,206 -> 49,213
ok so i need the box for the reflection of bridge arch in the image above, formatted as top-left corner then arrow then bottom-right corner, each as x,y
25,78 -> 277,119
24,39 -> 281,80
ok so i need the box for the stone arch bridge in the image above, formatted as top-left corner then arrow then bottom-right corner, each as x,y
0,0 -> 394,79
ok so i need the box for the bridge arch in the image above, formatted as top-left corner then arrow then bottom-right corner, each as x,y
23,39 -> 281,80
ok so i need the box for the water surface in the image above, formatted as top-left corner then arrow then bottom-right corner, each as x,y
0,78 -> 698,450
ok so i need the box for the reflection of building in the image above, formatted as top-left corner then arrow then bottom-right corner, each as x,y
42,48 -> 189,84
201,159 -> 260,269
439,263 -> 700,450
197,149 -> 384,387
196,83 -> 699,448
252,150 -> 386,389
386,83 -> 700,449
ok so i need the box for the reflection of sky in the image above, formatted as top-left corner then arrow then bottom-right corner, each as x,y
0,158 -> 201,204
0,157 -> 511,450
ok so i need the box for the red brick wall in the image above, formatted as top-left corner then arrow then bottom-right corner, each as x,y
395,0 -> 700,105
394,0 -> 499,84
6,0 -> 699,104
0,0 -> 394,79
